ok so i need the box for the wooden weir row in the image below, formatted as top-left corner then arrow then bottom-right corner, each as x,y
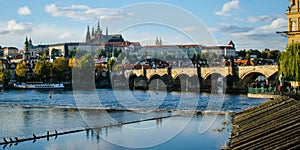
0,115 -> 174,146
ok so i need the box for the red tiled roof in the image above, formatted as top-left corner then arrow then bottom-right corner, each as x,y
105,42 -> 129,47
143,44 -> 201,49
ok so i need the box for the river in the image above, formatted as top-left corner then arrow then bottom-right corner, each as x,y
0,89 -> 268,149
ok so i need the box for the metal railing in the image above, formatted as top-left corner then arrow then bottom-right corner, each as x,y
248,87 -> 279,95
248,87 -> 300,99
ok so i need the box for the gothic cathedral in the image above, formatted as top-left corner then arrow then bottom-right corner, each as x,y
85,20 -> 111,44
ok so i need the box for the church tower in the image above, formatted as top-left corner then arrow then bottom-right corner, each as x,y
286,0 -> 300,44
23,36 -> 31,62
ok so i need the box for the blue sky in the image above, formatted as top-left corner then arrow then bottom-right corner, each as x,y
0,0 -> 288,50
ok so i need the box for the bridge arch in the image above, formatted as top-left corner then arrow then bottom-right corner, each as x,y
173,74 -> 189,91
149,74 -> 167,91
188,75 -> 200,92
128,74 -> 138,90
202,73 -> 224,91
111,74 -> 127,88
202,71 -> 227,80
240,72 -> 267,89
239,66 -> 278,79
128,74 -> 148,90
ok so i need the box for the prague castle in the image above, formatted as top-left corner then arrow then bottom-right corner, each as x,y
286,0 -> 300,44
85,20 -> 124,44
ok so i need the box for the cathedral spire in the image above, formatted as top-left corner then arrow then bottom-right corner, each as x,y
92,27 -> 95,36
106,27 -> 108,36
155,36 -> 162,46
97,20 -> 101,33
86,25 -> 91,43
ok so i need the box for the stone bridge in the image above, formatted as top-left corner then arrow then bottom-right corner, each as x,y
111,65 -> 278,91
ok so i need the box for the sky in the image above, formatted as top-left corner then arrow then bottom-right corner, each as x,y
0,0 -> 289,51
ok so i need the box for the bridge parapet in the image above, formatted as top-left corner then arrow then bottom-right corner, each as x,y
124,65 -> 278,81
171,68 -> 198,78
146,68 -> 168,79
201,67 -> 232,79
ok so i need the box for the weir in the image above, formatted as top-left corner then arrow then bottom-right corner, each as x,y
0,115 -> 175,146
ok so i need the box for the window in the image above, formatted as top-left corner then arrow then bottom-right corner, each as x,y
298,18 -> 300,30
290,18 -> 296,31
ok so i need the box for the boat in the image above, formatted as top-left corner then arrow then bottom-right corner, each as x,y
14,82 -> 65,89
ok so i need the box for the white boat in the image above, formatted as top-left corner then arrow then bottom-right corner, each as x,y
14,83 -> 65,89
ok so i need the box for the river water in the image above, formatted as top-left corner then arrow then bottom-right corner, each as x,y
0,89 -> 268,149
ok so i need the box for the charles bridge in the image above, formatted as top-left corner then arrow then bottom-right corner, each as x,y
110,65 -> 278,92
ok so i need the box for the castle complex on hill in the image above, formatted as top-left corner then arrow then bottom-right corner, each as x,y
85,20 -> 124,44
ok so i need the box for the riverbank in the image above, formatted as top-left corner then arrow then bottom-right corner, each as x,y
227,96 -> 300,149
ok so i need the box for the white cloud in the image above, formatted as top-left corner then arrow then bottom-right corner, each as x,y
215,17 -> 287,50
31,24 -> 84,44
247,15 -> 277,23
215,0 -> 240,16
0,23 -> 84,48
45,4 -> 134,20
18,6 -> 32,16
59,32 -> 72,40
260,18 -> 287,30
0,20 -> 32,35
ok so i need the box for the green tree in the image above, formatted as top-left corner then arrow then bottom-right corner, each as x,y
53,57 -> 70,82
279,43 -> 300,81
73,54 -> 95,84
51,48 -> 60,59
0,60 -> 10,85
16,61 -> 27,82
79,54 -> 95,69
107,58 -> 116,71
247,49 -> 262,58
41,50 -> 49,57
34,56 -> 52,82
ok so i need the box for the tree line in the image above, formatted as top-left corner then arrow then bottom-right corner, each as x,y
279,43 -> 300,82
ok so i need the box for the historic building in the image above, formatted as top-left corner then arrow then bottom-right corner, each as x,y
201,40 -> 236,57
286,0 -> 300,44
3,47 -> 18,59
86,20 -> 117,44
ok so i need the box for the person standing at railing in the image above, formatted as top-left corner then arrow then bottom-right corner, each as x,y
278,86 -> 282,95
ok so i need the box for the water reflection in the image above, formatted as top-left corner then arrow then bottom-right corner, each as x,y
0,89 -> 268,149
5,115 -> 230,150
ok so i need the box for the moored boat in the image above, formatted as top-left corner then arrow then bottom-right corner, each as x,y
14,82 -> 64,89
